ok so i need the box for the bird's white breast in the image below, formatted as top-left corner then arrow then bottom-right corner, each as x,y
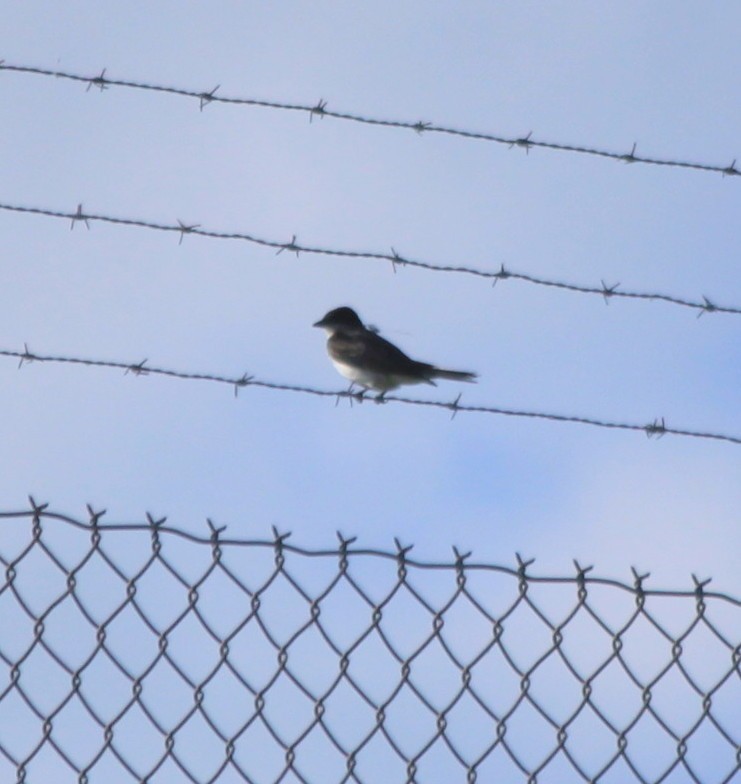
331,359 -> 384,388
330,359 -> 430,391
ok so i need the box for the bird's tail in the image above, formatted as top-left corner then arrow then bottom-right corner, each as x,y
431,368 -> 478,383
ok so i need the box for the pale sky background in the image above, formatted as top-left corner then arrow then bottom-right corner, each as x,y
0,3 -> 739,782
1,1 -> 739,587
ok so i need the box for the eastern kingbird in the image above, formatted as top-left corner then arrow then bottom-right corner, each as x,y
314,306 -> 477,397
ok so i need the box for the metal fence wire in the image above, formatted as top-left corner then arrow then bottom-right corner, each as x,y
0,504 -> 739,784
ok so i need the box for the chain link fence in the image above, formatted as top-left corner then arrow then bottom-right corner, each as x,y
1,503 -> 739,783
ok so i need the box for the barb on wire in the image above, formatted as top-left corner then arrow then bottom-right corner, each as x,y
1,61 -> 738,178
1,200 -> 738,317
1,345 -> 739,445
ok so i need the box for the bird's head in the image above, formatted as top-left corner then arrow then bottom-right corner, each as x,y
313,307 -> 364,333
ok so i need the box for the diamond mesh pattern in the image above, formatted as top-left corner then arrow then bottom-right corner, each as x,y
1,504 -> 739,783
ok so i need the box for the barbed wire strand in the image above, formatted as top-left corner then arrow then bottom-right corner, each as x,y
1,62 -> 739,179
2,346 -> 739,445
1,201 -> 738,318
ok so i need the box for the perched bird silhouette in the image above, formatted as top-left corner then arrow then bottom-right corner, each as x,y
314,306 -> 477,398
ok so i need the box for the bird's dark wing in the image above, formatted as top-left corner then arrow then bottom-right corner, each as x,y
329,328 -> 433,375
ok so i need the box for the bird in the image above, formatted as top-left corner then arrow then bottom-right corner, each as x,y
313,306 -> 477,398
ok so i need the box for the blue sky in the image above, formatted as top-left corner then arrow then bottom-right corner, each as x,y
2,1 -> 739,588
1,3 -> 740,781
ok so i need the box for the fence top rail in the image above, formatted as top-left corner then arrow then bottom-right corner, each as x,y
2,503 -> 738,606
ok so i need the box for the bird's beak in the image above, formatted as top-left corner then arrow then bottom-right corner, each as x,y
313,318 -> 325,328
